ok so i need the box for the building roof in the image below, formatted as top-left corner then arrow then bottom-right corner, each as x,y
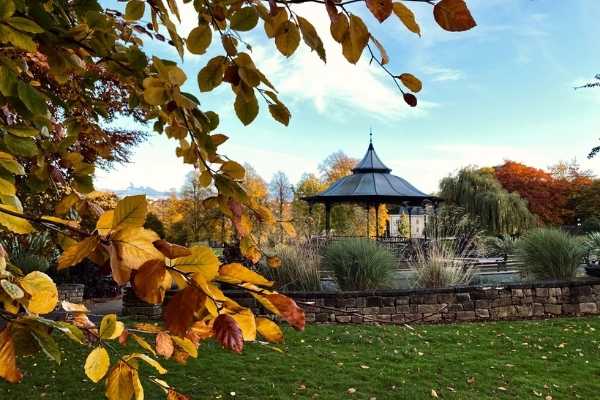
303,141 -> 439,206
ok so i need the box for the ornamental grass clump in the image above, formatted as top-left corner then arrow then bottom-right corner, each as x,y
412,240 -> 474,288
517,228 -> 586,281
261,244 -> 322,292
324,239 -> 395,291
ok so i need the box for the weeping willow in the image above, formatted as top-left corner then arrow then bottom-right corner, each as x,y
439,168 -> 536,235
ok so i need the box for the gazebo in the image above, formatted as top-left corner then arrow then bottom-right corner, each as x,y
302,138 -> 440,238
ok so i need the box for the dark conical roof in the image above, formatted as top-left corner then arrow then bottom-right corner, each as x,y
352,143 -> 392,173
303,141 -> 438,206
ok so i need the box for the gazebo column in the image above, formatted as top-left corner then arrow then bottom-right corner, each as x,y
407,206 -> 413,239
325,203 -> 331,236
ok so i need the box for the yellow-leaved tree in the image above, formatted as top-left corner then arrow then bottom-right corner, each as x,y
0,0 -> 476,398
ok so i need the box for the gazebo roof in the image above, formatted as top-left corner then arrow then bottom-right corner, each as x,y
303,141 -> 439,206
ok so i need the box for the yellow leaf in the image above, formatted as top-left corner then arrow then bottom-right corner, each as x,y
85,347 -> 110,383
171,336 -> 198,358
220,161 -> 245,180
110,227 -> 163,270
129,333 -> 156,356
330,14 -> 349,43
61,301 -> 89,313
113,195 -> 147,230
433,0 -> 477,32
218,263 -> 273,287
57,236 -> 99,270
132,369 -> 143,400
275,21 -> 300,57
231,308 -> 256,341
99,314 -> 125,340
187,24 -> 212,55
96,210 -> 114,236
392,2 -> 421,36
171,245 -> 219,281
123,353 -> 167,374
20,271 -> 57,314
0,177 -> 15,196
342,15 -> 369,64
105,361 -> 134,400
234,91 -> 258,126
0,205 -> 33,234
0,328 -> 22,383
398,73 -> 422,93
256,317 -> 284,343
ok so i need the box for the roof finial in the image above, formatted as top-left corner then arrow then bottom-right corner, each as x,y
369,127 -> 373,145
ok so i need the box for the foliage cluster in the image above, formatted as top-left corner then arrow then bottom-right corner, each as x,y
323,238 -> 395,291
260,243 -> 322,292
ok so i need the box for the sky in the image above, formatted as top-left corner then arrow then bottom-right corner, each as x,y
96,0 -> 600,194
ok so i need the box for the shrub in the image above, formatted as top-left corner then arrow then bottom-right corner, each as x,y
485,235 -> 519,257
585,232 -> 600,263
412,240 -> 474,288
261,244 -> 321,291
323,239 -> 395,291
516,228 -> 586,281
1,231 -> 56,274
582,217 -> 600,233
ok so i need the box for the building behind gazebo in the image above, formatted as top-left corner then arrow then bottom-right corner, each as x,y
302,139 -> 440,239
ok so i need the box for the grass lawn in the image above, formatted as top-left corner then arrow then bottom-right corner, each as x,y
2,317 -> 600,399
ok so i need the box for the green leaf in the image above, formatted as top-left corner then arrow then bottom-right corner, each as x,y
0,152 -> 24,175
17,81 -> 46,115
230,7 -> 259,32
6,17 -> 44,33
0,66 -> 17,96
4,135 -> 38,157
6,126 -> 39,137
197,56 -> 226,92
30,327 -> 61,364
0,0 -> 15,20
0,25 -> 36,52
234,92 -> 259,126
187,25 -> 212,55
268,103 -> 291,126
125,0 -> 145,21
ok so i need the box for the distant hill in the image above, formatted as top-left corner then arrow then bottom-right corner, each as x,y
106,184 -> 174,200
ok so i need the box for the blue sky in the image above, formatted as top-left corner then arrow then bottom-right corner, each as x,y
96,0 -> 600,194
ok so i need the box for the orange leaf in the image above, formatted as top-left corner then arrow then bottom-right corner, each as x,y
156,332 -> 174,359
187,320 -> 213,345
433,0 -> 476,32
0,327 -> 22,383
153,240 -> 192,259
132,260 -> 172,304
256,317 -> 284,343
366,0 -> 392,23
265,293 -> 305,331
219,263 -> 273,287
164,287 -> 205,337
167,389 -> 191,400
213,314 -> 243,353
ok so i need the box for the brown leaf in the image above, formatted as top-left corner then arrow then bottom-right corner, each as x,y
403,92 -> 417,107
167,389 -> 191,400
265,293 -> 305,331
367,0 -> 393,23
213,314 -> 243,353
0,327 -> 22,383
433,0 -> 476,32
153,240 -> 192,259
156,331 -> 174,359
164,287 -> 205,337
132,260 -> 172,304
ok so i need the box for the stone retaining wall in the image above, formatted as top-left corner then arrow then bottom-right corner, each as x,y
226,278 -> 600,324
57,284 -> 84,305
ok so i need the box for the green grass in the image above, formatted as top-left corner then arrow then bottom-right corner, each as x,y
3,317 -> 600,399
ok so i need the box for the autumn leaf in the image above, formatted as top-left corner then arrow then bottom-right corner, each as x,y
275,21 -> 300,57
129,333 -> 156,356
218,263 -> 273,287
403,92 -> 417,107
105,361 -> 135,400
110,227 -> 163,271
433,0 -> 476,32
153,239 -> 191,259
0,327 -> 22,383
0,204 -> 33,234
113,195 -> 147,230
171,245 -> 219,280
265,293 -> 305,331
20,271 -> 58,314
57,236 -> 99,270
164,287 -> 205,336
230,308 -> 256,341
398,73 -> 422,93
85,347 -> 110,383
99,314 -> 125,340
342,15 -> 369,64
96,210 -> 114,237
392,2 -> 420,36
156,331 -> 174,359
213,314 -> 243,353
367,0 -> 393,23
132,260 -> 172,304
256,317 -> 284,343
171,336 -> 198,358
187,24 -> 212,54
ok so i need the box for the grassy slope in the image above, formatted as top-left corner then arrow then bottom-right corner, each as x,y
2,317 -> 600,399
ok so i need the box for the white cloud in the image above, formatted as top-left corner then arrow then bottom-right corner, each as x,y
422,66 -> 464,82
